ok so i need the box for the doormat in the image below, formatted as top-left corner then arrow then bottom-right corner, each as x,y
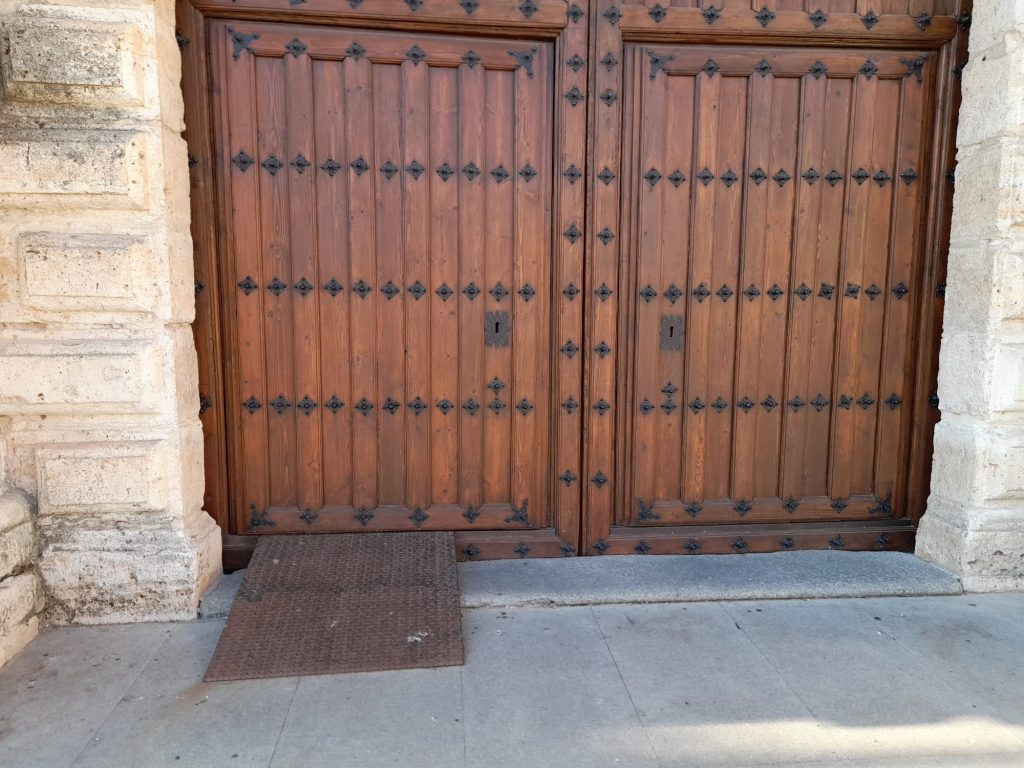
204,532 -> 464,681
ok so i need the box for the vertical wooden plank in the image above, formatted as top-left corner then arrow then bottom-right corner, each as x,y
344,50 -> 378,511
285,51 -> 322,514
402,56 -> 431,510
255,55 -> 297,509
313,59 -> 353,510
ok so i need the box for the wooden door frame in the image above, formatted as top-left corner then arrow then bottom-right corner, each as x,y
579,1 -> 971,556
176,0 -> 591,565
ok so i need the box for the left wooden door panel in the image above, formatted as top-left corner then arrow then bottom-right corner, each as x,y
212,22 -> 560,535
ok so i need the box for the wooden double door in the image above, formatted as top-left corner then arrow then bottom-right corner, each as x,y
180,0 -> 968,559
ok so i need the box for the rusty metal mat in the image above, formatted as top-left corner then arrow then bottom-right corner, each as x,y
204,532 -> 464,681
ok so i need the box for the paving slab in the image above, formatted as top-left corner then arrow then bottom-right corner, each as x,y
459,552 -> 962,608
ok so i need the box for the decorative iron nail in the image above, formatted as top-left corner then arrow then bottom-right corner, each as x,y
844,282 -> 860,299
639,398 -> 654,414
519,164 -> 537,183
567,54 -> 585,74
692,282 -> 710,303
597,167 -> 616,185
634,541 -> 652,555
644,167 -> 662,187
953,63 -> 964,79
409,508 -> 428,527
176,29 -> 190,49
458,0 -> 478,11
762,395 -> 778,412
592,471 -> 608,487
270,395 -> 291,414
594,399 -> 611,416
661,382 -> 679,396
598,228 -> 615,245
297,395 -> 317,415
267,277 -> 287,296
818,283 -> 835,300
899,167 -> 919,185
685,539 -> 702,553
408,396 -> 428,415
562,396 -> 579,413
852,168 -> 870,185
831,498 -> 848,512
824,169 -> 843,186
885,393 -> 902,410
487,377 -> 506,394
261,155 -> 284,175
661,398 -> 678,415
865,284 -> 882,300
560,542 -> 576,556
355,398 -> 374,416
795,283 -> 812,300
712,396 -> 729,413
285,38 -> 307,57
859,60 -> 879,79
765,284 -> 783,301
639,285 -> 658,303
892,282 -> 909,299
735,500 -> 752,516
382,397 -> 400,414
488,398 -> 507,414
689,397 -> 705,414
459,51 -> 481,70
238,276 -> 258,295
828,536 -> 845,549
600,89 -> 617,106
594,341 -> 612,359
657,284 -> 680,305
518,0 -> 538,18
668,170 -> 686,187
755,6 -> 775,26
869,492 -> 893,517
243,396 -> 262,413
249,504 -> 276,529
462,282 -> 480,300
773,169 -> 791,187
956,12 -> 972,28
352,279 -> 371,299
743,284 -> 760,301
721,169 -> 738,187
873,169 -> 891,187
563,283 -> 580,300
857,393 -> 875,409
298,508 -> 317,525
914,12 -> 931,30
788,395 -> 805,412
319,157 -> 343,177
381,280 -> 400,300
716,284 -> 734,302
516,399 -> 534,416
463,543 -> 480,559
567,2 -> 584,22
565,86 -> 584,107
697,167 -> 715,186
810,393 -> 829,412
463,506 -> 480,523
928,393 -> 940,409
324,396 -> 344,413
603,6 -> 621,24
649,3 -> 667,21
779,537 -> 794,549
462,398 -> 480,415
754,59 -> 772,77
808,9 -> 828,27
353,507 -> 374,526
738,396 -> 754,412
802,168 -> 821,185
199,394 -> 212,416
648,51 -> 675,82
405,45 -> 427,65
436,399 -> 454,415
462,162 -> 481,181
685,502 -> 702,518
232,150 -> 255,172
350,156 -> 369,175
560,340 -> 579,359
601,53 -> 618,71
861,11 -> 879,29
380,160 -> 399,180
595,283 -> 613,301
564,223 -> 582,244
490,165 -> 510,184
874,534 -> 890,549
732,537 -> 749,552
783,497 -> 799,513
399,160 -> 423,180
564,165 -> 582,184
838,394 -> 853,409
593,539 -> 609,553
936,282 -> 946,298
559,470 -> 577,487
636,500 -> 660,521
809,60 -> 827,79
489,282 -> 509,302
228,28 -> 259,59
294,277 -> 313,296
702,6 -> 720,23
701,59 -> 720,77
402,280 -> 424,300
750,168 -> 767,185
902,57 -> 927,83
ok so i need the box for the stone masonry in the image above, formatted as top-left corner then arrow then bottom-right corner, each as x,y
916,0 -> 1024,591
0,0 -> 220,652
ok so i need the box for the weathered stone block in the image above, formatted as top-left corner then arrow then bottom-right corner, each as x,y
0,615 -> 38,667
991,343 -> 1024,413
0,573 -> 44,636
0,338 -> 162,414
948,139 -> 1024,243
1,16 -> 144,106
0,130 -> 148,209
35,441 -> 168,516
956,34 -> 1024,147
0,523 -> 34,581
929,418 -> 1024,506
17,232 -> 153,315
0,487 -> 31,534
969,0 -> 1024,55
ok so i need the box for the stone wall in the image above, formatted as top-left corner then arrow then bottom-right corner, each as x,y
0,0 -> 220,642
916,0 -> 1024,591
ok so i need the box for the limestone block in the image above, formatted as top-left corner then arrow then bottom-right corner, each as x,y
0,337 -> 163,414
930,418 -> 1024,507
941,243 -> 996,335
948,139 -> 1024,243
16,232 -> 154,315
0,487 -> 31,534
991,343 -> 1024,413
35,441 -> 168,517
936,332 -> 995,419
0,129 -> 148,209
0,573 -> 44,636
0,615 -> 39,667
0,523 -> 34,581
0,16 -> 145,107
956,34 -> 1024,147
969,0 -> 1024,54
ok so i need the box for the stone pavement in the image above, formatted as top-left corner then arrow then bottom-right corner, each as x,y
2,588 -> 1023,768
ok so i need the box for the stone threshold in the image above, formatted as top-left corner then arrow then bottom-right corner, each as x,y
200,550 -> 961,618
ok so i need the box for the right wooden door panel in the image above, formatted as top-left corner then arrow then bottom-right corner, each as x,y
618,45 -> 935,527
